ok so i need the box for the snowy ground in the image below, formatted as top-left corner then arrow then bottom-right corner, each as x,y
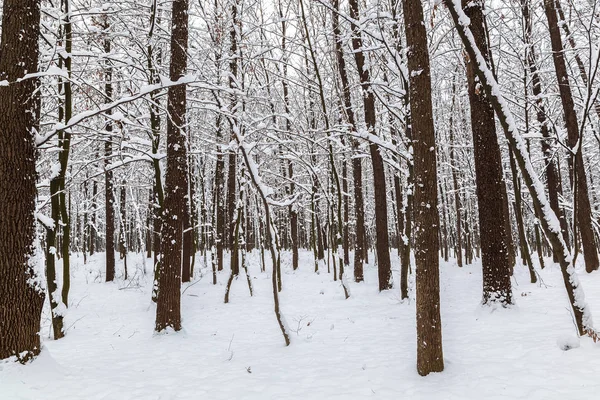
1,249 -> 599,399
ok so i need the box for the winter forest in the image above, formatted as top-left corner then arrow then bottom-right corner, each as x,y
1,0 -> 599,398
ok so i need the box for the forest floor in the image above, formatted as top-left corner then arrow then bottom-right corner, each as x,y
1,249 -> 600,399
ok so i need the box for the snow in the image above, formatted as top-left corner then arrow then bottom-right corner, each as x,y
557,334 -> 581,351
2,251 -> 600,399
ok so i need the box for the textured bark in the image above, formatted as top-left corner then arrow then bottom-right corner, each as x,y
462,0 -> 513,306
403,0 -> 444,376
348,0 -> 392,290
0,0 -> 46,362
544,0 -> 599,273
155,0 -> 190,332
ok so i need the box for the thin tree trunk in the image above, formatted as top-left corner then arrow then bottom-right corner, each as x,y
449,78 -> 463,268
119,180 -> 128,280
509,149 -> 536,283
104,19 -> 116,283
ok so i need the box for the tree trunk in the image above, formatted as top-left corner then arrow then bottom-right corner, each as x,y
544,0 -> 599,273
461,0 -> 513,306
348,0 -> 392,290
403,0 -> 444,375
509,149 -> 536,283
104,24 -> 116,283
0,0 -> 46,362
155,0 -> 190,332
119,180 -> 128,280
449,79 -> 463,268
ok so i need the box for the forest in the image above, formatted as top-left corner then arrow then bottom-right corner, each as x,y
1,0 -> 599,398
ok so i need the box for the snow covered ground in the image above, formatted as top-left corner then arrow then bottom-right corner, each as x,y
1,250 -> 599,399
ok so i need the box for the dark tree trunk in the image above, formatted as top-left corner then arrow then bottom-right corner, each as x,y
119,180 -> 128,280
214,115 -> 226,272
402,0 -> 444,375
0,0 -> 46,362
462,0 -> 513,306
155,0 -> 190,332
331,0 -> 365,282
347,0 -> 392,290
226,0 -> 240,274
147,188 -> 153,259
509,150 -> 536,283
544,0 -> 599,273
449,80 -> 463,267
90,178 -> 97,255
104,29 -> 116,283
342,157 -> 350,267
181,183 -> 192,282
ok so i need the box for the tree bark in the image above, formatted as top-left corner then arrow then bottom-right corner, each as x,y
0,0 -> 46,362
403,0 -> 444,376
544,0 -> 599,273
155,0 -> 190,332
461,0 -> 513,306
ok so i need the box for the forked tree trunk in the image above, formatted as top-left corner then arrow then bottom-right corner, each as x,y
403,0 -> 444,376
0,0 -> 46,362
